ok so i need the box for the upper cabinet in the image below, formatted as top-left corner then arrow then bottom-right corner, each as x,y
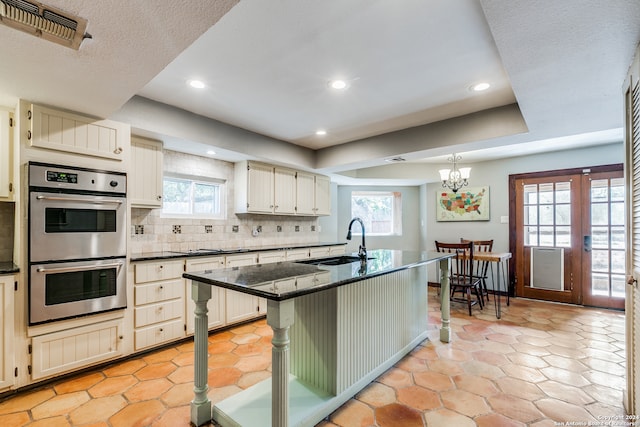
130,136 -> 163,208
0,110 -> 14,200
24,102 -> 130,163
235,161 -> 330,216
296,171 -> 331,216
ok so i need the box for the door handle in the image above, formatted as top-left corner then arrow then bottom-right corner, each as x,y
584,235 -> 591,252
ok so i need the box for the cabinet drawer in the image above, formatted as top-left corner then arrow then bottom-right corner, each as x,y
258,251 -> 286,264
134,260 -> 184,283
134,319 -> 184,351
185,256 -> 225,272
226,254 -> 258,267
134,299 -> 183,328
285,248 -> 309,261
329,245 -> 346,255
134,279 -> 184,305
309,247 -> 331,258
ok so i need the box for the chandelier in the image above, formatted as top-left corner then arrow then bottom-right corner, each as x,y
438,153 -> 471,193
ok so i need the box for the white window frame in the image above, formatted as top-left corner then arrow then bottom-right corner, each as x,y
350,191 -> 402,236
161,173 -> 226,219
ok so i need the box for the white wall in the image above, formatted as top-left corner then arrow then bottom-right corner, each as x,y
424,143 -> 623,254
319,142 -> 623,284
332,185 -> 422,254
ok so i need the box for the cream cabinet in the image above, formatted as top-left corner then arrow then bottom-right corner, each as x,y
185,256 -> 226,334
225,253 -> 261,323
130,136 -> 163,208
235,162 -> 297,214
314,175 -> 331,215
26,103 -> 129,161
0,110 -> 14,200
0,275 -> 14,390
235,161 -> 330,216
309,245 -> 346,259
274,167 -> 297,214
258,250 -> 286,264
285,248 -> 310,261
133,259 -> 185,351
31,318 -> 124,380
295,172 -> 330,216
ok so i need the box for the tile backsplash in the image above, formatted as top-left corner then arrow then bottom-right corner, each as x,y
130,150 -> 320,254
0,202 -> 14,262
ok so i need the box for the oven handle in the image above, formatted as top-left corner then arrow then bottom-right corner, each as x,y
36,262 -> 124,274
35,195 -> 124,205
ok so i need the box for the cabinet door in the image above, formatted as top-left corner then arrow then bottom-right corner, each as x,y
247,162 -> 274,213
0,276 -> 14,390
0,111 -> 12,200
185,257 -> 226,334
225,254 -> 259,323
31,319 -> 123,380
28,104 -> 128,161
226,290 -> 259,324
274,167 -> 296,214
130,137 -> 163,208
296,171 -> 316,215
315,175 -> 331,215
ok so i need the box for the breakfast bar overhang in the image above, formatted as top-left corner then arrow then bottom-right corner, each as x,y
184,249 -> 454,427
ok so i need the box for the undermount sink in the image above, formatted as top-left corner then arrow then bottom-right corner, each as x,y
297,255 -> 375,266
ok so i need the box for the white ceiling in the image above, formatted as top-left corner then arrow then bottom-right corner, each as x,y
0,0 -> 639,177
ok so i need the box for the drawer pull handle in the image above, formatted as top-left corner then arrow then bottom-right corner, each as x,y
159,285 -> 164,290
159,328 -> 164,332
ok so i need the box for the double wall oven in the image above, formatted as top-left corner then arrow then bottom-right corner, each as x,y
28,162 -> 127,325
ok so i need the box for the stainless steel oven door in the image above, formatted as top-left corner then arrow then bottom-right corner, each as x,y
30,191 -> 126,262
29,258 -> 126,325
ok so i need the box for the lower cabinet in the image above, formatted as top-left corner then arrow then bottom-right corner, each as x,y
185,256 -> 226,335
133,260 -> 186,351
0,275 -> 14,390
31,318 -> 124,380
225,253 -> 261,323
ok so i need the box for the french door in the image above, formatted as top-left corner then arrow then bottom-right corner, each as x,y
512,165 -> 624,309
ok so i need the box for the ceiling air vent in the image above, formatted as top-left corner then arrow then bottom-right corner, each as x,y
0,0 -> 89,50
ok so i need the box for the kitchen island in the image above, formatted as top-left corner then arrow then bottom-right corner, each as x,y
184,249 -> 453,427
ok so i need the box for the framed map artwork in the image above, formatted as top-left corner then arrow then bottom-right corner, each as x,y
436,186 -> 490,222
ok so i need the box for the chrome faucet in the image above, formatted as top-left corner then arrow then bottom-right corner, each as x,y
346,217 -> 367,260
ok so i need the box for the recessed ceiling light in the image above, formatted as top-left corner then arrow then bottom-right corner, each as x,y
315,130 -> 327,136
471,82 -> 490,92
188,79 -> 206,89
329,80 -> 348,90
206,150 -> 216,155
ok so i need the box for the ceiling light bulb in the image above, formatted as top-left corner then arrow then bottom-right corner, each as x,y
189,80 -> 206,89
315,130 -> 327,136
206,150 -> 216,155
472,82 -> 490,92
330,80 -> 347,90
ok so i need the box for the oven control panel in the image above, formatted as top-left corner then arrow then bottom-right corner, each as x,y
47,171 -> 78,184
29,162 -> 126,195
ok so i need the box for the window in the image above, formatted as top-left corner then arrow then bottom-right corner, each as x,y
162,174 -> 225,218
351,191 -> 402,236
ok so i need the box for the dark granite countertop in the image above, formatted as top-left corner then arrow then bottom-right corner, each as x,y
183,249 -> 453,301
131,242 -> 346,262
0,262 -> 19,274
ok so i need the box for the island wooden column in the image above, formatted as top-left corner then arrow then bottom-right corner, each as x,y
267,299 -> 295,427
438,257 -> 451,343
190,282 -> 212,426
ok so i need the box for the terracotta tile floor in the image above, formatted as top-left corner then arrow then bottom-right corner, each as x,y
0,294 -> 626,427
